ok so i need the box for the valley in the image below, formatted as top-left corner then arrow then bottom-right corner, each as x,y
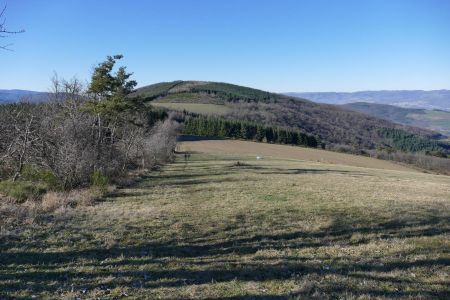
343,102 -> 450,135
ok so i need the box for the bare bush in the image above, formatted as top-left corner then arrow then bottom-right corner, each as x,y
0,76 -> 181,192
367,150 -> 450,175
143,117 -> 180,168
41,189 -> 99,212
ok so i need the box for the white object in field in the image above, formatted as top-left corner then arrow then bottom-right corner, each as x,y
256,156 -> 263,160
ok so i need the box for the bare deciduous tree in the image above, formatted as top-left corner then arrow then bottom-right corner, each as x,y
0,75 -> 181,189
0,4 -> 24,51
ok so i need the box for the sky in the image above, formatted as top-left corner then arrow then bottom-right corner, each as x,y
1,0 -> 450,92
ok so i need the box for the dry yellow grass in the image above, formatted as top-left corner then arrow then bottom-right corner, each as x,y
1,146 -> 449,299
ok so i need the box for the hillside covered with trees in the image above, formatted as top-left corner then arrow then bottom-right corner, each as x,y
133,81 -> 449,154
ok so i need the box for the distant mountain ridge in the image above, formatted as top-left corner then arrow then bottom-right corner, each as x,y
4,88 -> 450,111
285,90 -> 450,111
0,89 -> 48,103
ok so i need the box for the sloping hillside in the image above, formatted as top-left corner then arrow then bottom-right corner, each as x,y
132,81 -> 449,154
343,102 -> 450,135
132,80 -> 276,103
180,139 -> 415,172
286,90 -> 450,111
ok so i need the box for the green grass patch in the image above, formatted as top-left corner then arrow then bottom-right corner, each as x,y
0,180 -> 47,202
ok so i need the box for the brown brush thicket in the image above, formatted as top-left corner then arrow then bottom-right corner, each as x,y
0,82 -> 179,190
0,56 -> 180,204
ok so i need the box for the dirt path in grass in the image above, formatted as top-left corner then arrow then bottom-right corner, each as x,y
179,139 -> 417,172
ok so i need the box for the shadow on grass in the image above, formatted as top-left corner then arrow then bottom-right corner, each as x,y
0,156 -> 449,298
177,134 -> 225,142
1,211 -> 448,298
226,162 -> 373,178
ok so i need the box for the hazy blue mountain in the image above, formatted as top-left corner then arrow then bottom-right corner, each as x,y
0,89 -> 48,103
285,90 -> 450,111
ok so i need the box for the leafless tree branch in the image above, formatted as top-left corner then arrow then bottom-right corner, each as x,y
0,4 -> 24,51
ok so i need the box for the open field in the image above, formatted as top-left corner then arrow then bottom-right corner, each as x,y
180,139 -> 416,172
1,140 -> 449,299
152,102 -> 231,115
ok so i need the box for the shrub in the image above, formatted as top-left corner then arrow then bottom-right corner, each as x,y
0,180 -> 47,203
68,189 -> 100,207
90,170 -> 109,192
41,192 -> 67,212
21,165 -> 62,191
41,189 -> 99,212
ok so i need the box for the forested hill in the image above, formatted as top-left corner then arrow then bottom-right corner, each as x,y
132,81 -> 279,103
132,81 -> 449,155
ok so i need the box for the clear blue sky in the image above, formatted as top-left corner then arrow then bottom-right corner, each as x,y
1,0 -> 450,92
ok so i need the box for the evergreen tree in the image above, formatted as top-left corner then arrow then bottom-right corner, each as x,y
87,54 -> 138,114
255,125 -> 265,142
265,127 -> 274,143
182,115 -> 319,148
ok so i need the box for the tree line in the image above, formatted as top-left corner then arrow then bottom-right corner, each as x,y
377,128 -> 450,157
183,115 -> 319,148
191,82 -> 275,103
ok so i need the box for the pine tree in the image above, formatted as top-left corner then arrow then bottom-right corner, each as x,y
241,123 -> 252,139
255,125 -> 265,142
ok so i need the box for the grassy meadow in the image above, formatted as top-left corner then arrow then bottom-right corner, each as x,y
1,142 -> 449,299
151,102 -> 231,115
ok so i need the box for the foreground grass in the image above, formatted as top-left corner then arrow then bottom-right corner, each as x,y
1,152 -> 449,299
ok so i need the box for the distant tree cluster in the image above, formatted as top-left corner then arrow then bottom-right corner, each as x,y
377,128 -> 450,156
183,115 -> 319,148
191,82 -> 274,103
